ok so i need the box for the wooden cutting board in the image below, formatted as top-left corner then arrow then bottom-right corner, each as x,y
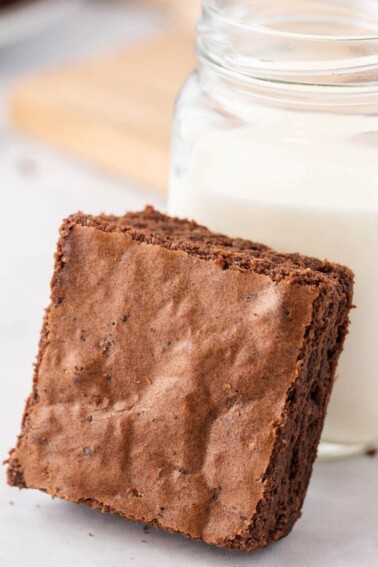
11,31 -> 196,194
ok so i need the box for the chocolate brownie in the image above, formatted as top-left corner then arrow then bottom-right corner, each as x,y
7,207 -> 354,552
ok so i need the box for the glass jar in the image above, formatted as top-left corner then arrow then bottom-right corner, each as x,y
168,0 -> 378,458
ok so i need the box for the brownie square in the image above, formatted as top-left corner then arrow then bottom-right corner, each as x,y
8,207 -> 353,552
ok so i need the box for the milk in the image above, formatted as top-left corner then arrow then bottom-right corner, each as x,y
169,107 -> 378,446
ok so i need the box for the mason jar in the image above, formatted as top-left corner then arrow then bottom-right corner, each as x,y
168,0 -> 378,458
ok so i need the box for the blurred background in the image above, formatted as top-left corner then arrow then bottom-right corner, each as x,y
0,0 -> 200,462
1,0 -> 201,193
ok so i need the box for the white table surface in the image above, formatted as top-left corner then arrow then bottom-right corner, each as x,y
0,2 -> 377,566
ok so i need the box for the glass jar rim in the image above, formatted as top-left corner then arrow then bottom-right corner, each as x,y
203,0 -> 378,42
199,0 -> 378,88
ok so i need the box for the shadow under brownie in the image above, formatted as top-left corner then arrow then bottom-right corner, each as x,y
7,207 -> 354,551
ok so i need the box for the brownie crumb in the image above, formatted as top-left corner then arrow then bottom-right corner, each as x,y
366,448 -> 377,458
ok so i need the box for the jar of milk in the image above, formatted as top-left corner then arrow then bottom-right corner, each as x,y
168,0 -> 378,458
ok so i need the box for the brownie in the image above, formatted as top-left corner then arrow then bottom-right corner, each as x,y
7,207 -> 354,552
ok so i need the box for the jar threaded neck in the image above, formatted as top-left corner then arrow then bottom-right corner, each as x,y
199,0 -> 378,90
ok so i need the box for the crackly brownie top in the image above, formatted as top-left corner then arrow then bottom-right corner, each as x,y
72,206 -> 353,292
12,208 -> 349,545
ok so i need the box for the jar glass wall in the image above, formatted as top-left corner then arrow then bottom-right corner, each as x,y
168,0 -> 378,458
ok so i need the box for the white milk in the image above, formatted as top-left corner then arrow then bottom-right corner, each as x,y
169,107 -> 378,446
